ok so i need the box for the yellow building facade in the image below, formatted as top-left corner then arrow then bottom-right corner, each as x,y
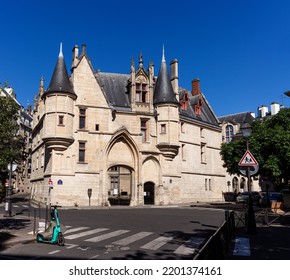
30,44 -> 226,206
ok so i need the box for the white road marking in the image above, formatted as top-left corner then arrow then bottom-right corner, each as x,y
48,250 -> 60,255
112,232 -> 153,246
174,237 -> 205,255
140,236 -> 173,250
65,228 -> 109,240
85,230 -> 130,242
65,243 -> 79,249
233,237 -> 251,256
65,227 -> 90,234
89,254 -> 100,260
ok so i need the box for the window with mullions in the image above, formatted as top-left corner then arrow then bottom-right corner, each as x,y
136,82 -> 148,103
225,125 -> 234,143
79,108 -> 86,129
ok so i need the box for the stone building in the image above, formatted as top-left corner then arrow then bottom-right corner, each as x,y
30,44 -> 226,207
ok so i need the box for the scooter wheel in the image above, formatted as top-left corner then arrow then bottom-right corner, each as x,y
57,233 -> 65,246
36,233 -> 43,242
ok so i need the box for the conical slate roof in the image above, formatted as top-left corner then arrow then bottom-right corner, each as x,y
46,44 -> 75,95
153,50 -> 179,106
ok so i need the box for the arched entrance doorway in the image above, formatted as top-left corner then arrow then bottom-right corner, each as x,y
108,165 -> 132,205
144,182 -> 155,205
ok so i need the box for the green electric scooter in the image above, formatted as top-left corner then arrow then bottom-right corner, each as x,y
36,205 -> 65,246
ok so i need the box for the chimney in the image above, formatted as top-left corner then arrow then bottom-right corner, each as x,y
72,45 -> 79,69
191,78 -> 200,96
271,102 -> 280,115
258,105 -> 268,117
170,59 -> 179,101
81,44 -> 86,55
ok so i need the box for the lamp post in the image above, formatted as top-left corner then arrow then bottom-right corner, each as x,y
240,123 -> 257,234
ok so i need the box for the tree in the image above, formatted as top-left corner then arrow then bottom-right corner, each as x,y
0,87 -> 26,186
220,108 -> 290,189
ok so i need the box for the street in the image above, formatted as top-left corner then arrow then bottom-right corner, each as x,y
0,200 -> 227,260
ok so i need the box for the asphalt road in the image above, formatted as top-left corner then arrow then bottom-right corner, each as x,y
0,204 -> 227,260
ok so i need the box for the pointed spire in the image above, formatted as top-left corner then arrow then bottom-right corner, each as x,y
59,42 -> 63,57
138,52 -> 143,68
153,47 -> 179,106
162,44 -> 165,62
45,44 -> 75,95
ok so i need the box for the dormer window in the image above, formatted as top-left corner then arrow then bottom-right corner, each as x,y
136,82 -> 148,103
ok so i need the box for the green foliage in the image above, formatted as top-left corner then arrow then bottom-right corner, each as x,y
0,91 -> 26,184
220,108 -> 290,188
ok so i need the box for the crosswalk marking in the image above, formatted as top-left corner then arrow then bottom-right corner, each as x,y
140,236 -> 173,250
65,227 -> 90,234
85,230 -> 130,243
65,228 -> 109,240
60,226 -> 207,257
174,237 -> 205,255
112,232 -> 153,246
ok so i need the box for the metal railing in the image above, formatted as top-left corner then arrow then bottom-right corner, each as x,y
194,210 -> 235,260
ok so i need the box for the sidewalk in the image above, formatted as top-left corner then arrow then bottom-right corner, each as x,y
0,213 -> 44,250
226,215 -> 290,260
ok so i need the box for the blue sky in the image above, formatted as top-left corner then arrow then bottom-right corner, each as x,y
1,0 -> 290,117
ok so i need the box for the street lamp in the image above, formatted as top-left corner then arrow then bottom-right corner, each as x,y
240,122 -> 257,234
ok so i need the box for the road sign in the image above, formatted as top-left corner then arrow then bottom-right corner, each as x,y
48,179 -> 53,188
239,165 -> 259,176
238,150 -> 258,166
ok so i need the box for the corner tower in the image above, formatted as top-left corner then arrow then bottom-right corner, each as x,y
42,43 -> 77,151
153,47 -> 180,160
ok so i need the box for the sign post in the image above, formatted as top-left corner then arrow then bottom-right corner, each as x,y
238,150 -> 258,234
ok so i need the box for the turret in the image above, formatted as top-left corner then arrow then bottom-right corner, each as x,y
42,43 -> 77,151
154,47 -> 180,160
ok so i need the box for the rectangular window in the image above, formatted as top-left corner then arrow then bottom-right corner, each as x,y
136,83 -> 148,103
181,122 -> 185,133
141,119 -> 148,142
161,124 -> 166,134
58,115 -> 64,125
79,108 -> 86,129
205,179 -> 208,190
181,144 -> 186,161
95,124 -> 99,131
78,142 -> 86,162
201,143 -> 206,163
209,179 -> 212,191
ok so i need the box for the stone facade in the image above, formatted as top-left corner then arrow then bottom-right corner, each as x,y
30,44 -> 227,207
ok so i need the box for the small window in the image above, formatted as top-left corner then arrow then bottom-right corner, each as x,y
201,143 -> 206,163
95,124 -> 99,131
181,122 -> 185,133
79,108 -> 86,129
78,142 -> 86,163
161,124 -> 166,134
141,119 -> 148,142
58,115 -> 64,125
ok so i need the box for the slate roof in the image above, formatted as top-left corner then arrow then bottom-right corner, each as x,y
178,88 -> 220,128
218,112 -> 254,125
153,58 -> 179,106
96,72 -> 131,109
46,49 -> 75,95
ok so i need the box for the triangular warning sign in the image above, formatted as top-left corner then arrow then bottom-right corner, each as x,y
238,150 -> 258,166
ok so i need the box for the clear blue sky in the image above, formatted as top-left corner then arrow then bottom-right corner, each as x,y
1,0 -> 290,117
